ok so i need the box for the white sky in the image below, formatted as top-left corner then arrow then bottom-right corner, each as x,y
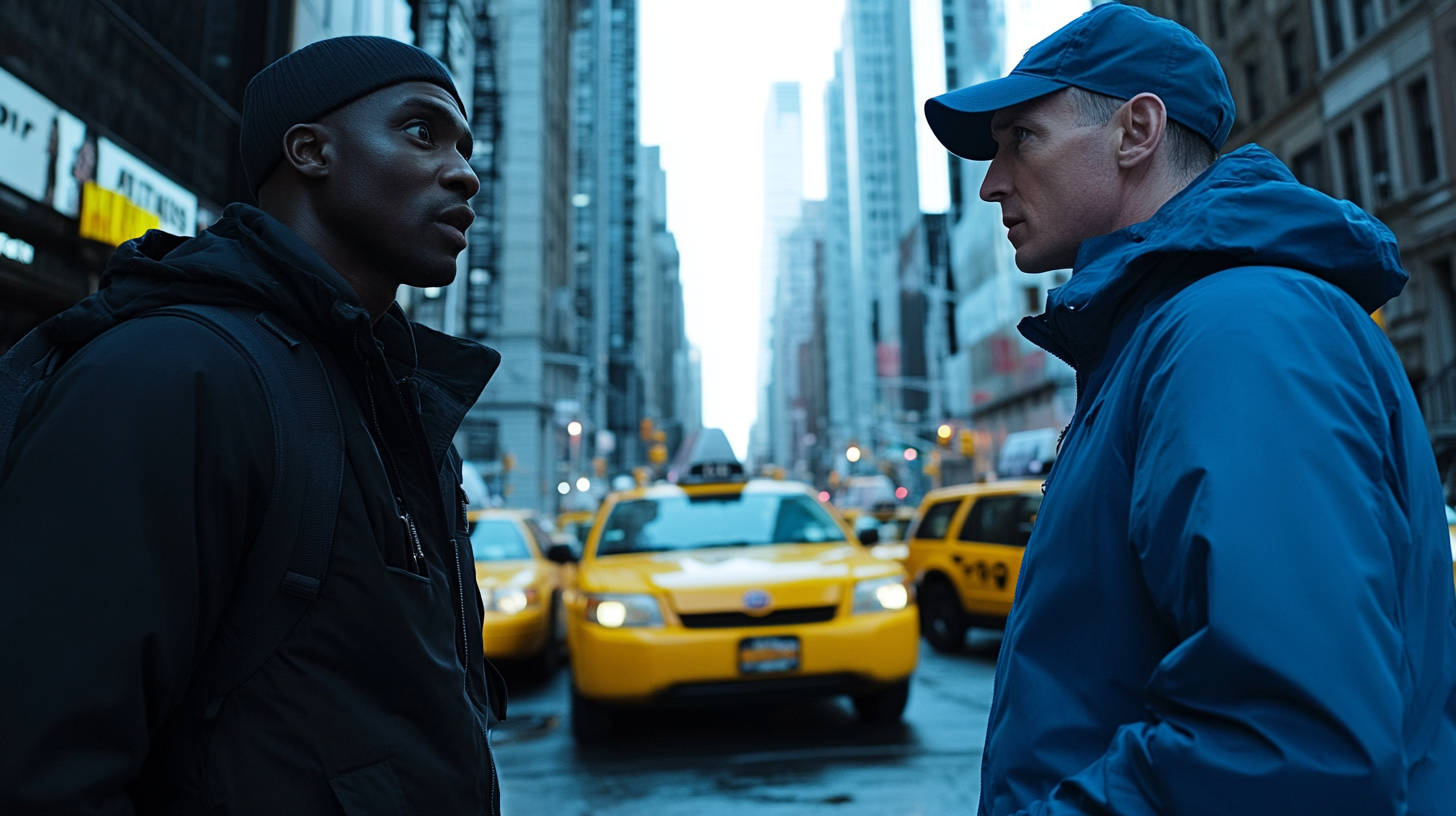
640,0 -> 1087,458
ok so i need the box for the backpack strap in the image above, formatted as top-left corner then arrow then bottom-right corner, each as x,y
140,305 -> 346,719
0,329 -> 65,481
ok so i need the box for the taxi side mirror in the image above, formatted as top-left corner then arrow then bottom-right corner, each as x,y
546,543 -> 579,564
858,528 -> 880,546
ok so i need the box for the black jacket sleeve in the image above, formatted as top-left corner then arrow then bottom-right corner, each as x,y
0,316 -> 273,816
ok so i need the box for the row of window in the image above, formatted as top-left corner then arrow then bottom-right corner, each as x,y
1288,74 -> 1442,210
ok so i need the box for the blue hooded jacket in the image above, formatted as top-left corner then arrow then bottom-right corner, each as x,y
981,145 -> 1456,816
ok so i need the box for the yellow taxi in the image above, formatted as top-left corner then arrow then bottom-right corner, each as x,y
468,509 -> 575,675
556,509 -> 596,550
564,429 -> 920,742
904,480 -> 1043,652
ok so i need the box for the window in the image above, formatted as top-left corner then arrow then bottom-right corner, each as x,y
1281,32 -> 1303,95
1323,0 -> 1345,58
1337,125 -> 1362,207
1291,143 -> 1328,192
596,493 -> 846,555
1244,62 -> 1265,121
1408,77 -> 1440,184
911,499 -> 962,540
1363,104 -> 1392,202
958,494 -> 1043,547
470,520 -> 533,562
1352,0 -> 1377,39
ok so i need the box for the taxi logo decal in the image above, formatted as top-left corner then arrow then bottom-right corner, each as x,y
742,589 -> 773,612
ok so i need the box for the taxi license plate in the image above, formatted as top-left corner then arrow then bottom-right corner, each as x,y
738,636 -> 800,674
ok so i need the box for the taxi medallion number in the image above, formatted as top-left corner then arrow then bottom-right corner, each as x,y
738,636 -> 800,674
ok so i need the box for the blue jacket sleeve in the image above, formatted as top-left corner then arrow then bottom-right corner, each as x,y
1030,277 -> 1442,815
0,317 -> 273,815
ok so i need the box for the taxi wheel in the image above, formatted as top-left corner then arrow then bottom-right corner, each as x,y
852,678 -> 910,724
920,580 -> 969,653
570,688 -> 616,744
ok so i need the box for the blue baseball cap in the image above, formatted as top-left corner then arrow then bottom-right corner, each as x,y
925,3 -> 1235,161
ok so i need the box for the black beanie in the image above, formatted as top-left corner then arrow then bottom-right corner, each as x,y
240,36 -> 465,198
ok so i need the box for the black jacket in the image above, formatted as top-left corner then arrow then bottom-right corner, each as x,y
0,204 -> 504,815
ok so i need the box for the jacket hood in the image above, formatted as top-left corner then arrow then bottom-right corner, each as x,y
1020,144 -> 1406,371
44,203 -> 368,350
40,204 -> 499,454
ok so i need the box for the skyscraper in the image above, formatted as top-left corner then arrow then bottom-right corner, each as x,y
572,0 -> 644,473
827,0 -> 922,459
751,82 -> 804,468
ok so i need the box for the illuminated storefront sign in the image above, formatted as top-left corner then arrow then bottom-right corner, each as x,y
0,231 -> 35,265
0,66 -> 198,241
79,182 -> 161,247
0,66 -> 69,205
95,138 -> 197,237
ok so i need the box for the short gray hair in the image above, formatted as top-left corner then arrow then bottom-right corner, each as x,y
1063,87 -> 1218,180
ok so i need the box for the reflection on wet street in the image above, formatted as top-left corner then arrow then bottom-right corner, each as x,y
494,632 -> 1002,815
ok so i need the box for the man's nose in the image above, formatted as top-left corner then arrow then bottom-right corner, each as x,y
443,150 -> 481,200
980,155 -> 1008,203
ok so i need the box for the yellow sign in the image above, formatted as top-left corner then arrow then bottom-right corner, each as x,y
79,181 -> 159,246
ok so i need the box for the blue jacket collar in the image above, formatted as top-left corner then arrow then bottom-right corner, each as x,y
1019,144 -> 1406,372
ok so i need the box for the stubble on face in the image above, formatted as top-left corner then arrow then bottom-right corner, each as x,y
980,91 -> 1122,274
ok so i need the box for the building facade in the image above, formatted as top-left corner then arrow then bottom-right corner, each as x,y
934,0 -> 1081,479
0,0 -> 298,352
1125,0 -> 1456,491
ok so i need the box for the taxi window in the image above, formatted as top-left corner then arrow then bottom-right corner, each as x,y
910,499 -> 961,540
470,519 -> 533,561
597,494 -> 846,555
958,494 -> 1042,547
522,519 -> 554,556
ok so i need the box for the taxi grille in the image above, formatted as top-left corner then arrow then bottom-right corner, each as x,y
677,606 -> 838,629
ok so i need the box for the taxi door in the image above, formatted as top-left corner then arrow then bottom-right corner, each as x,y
950,493 -> 1041,620
905,496 -> 970,581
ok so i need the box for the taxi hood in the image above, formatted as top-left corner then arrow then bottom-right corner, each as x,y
474,560 -> 539,588
584,543 -> 900,614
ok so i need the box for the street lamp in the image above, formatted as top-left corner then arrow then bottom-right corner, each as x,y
576,476 -> 591,492
557,481 -> 570,495
936,424 -> 953,445
903,448 -> 918,461
846,445 -> 862,463
567,420 -> 582,437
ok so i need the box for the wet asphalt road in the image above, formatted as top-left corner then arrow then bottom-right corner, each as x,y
492,630 -> 1003,816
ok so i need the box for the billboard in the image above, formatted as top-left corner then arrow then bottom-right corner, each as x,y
0,65 -> 197,238
0,66 -> 82,207
96,138 -> 197,237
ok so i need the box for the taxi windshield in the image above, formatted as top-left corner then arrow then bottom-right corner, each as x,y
596,493 -> 846,555
470,519 -> 534,561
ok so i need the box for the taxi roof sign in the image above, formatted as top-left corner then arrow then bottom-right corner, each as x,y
667,428 -> 746,485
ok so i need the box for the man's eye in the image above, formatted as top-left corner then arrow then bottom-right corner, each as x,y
407,122 -> 433,143
1014,127 -> 1031,142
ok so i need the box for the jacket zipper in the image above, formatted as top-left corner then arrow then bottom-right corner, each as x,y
452,536 -> 470,690
354,336 -> 425,575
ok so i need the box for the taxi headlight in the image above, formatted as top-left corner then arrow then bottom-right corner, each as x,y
481,586 -> 539,615
852,576 -> 912,614
585,593 -> 664,628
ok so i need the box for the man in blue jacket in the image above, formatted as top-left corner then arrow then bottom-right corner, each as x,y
925,5 -> 1456,814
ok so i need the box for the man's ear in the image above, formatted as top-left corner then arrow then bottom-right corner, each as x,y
279,123 -> 332,180
1114,93 -> 1167,171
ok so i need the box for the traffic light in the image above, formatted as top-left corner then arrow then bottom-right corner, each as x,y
592,456 -> 607,477
502,452 -> 517,472
937,424 -> 953,446
648,442 -> 668,466
639,417 -> 655,441
958,429 -> 976,457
